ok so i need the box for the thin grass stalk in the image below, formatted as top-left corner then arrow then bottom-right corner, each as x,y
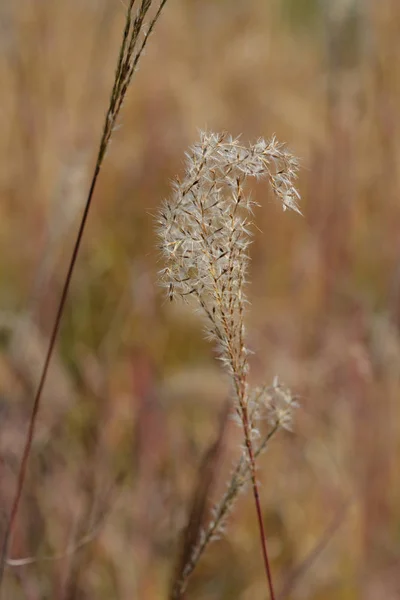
0,0 -> 168,589
172,424 -> 279,599
230,349 -> 276,599
170,403 -> 230,600
241,408 -> 276,599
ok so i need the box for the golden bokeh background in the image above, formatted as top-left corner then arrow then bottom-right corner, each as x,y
1,0 -> 400,598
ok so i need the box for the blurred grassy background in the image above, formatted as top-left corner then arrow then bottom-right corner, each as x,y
1,0 -> 400,598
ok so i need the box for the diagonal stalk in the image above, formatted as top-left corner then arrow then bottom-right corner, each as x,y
0,163 -> 100,589
0,0 -> 168,590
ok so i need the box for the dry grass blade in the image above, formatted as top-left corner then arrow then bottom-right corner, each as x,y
170,403 -> 230,600
0,0 -> 169,590
172,422 -> 280,599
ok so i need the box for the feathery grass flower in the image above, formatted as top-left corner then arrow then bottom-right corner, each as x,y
159,131 -> 301,600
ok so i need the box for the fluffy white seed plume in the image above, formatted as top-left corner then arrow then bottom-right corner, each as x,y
158,131 -> 300,407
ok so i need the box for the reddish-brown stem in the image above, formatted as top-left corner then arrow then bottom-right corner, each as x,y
240,404 -> 276,600
0,2 -> 169,591
224,345 -> 275,599
0,163 -> 101,591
